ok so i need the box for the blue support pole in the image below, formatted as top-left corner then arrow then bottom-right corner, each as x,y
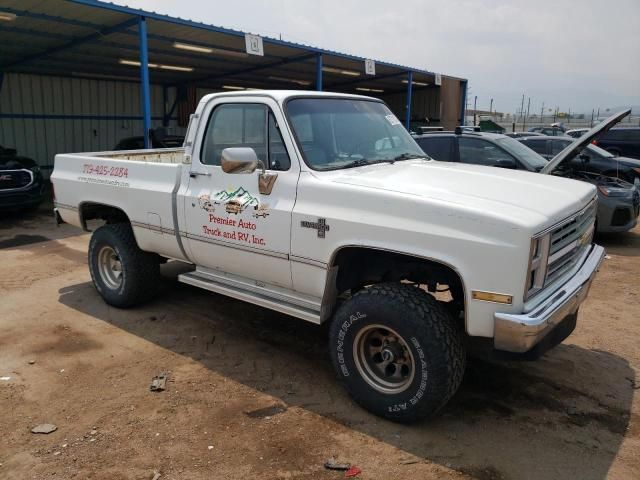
138,16 -> 152,149
460,80 -> 468,126
316,53 -> 323,91
405,71 -> 413,130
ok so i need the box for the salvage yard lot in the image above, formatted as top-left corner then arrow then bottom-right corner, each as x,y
1,207 -> 639,480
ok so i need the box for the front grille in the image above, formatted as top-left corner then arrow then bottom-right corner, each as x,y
0,169 -> 33,190
545,200 -> 596,285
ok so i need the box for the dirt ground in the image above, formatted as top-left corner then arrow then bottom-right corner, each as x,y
1,203 -> 639,480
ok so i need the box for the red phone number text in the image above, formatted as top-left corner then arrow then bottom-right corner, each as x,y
82,164 -> 129,178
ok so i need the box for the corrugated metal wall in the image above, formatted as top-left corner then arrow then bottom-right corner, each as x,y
381,88 -> 442,126
0,73 -> 184,177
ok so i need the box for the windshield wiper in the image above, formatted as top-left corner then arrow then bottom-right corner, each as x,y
342,158 -> 395,169
393,153 -> 427,161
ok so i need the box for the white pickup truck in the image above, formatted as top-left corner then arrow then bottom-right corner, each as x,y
52,91 -> 606,422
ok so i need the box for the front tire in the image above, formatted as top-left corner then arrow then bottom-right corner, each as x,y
88,223 -> 160,308
329,283 -> 466,422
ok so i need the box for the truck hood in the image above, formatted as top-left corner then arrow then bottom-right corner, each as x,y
322,159 -> 596,229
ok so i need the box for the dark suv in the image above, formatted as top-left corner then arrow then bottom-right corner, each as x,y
414,131 -> 639,233
1,145 -> 45,211
593,128 -> 640,159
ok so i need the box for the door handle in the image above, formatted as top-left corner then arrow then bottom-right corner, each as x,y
189,171 -> 211,178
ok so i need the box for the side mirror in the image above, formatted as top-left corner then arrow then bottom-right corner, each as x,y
221,147 -> 260,174
495,158 -> 517,169
220,147 -> 278,195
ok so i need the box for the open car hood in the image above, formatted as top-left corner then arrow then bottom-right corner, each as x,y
541,108 -> 632,174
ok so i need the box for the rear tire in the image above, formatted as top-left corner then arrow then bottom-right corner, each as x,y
88,223 -> 160,308
329,283 -> 466,422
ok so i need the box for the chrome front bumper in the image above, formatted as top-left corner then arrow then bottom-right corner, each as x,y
494,244 -> 605,353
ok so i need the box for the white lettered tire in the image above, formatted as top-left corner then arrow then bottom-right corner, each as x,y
329,283 -> 466,422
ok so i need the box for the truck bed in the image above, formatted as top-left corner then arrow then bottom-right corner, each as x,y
51,148 -> 188,262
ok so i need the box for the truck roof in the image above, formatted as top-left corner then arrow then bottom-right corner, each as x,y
200,90 -> 378,103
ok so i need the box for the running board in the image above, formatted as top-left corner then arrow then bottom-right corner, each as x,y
178,271 -> 321,324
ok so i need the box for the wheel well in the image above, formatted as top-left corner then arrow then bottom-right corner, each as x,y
79,202 -> 130,230
327,247 -> 466,321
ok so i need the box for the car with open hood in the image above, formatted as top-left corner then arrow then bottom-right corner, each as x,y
414,110 -> 638,233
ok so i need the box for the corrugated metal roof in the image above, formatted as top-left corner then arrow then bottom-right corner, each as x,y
0,0 -> 465,93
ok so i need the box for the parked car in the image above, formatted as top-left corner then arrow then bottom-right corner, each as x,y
528,126 -> 566,136
53,91 -> 607,422
505,132 -> 545,138
114,128 -> 184,150
0,145 -> 45,211
517,136 -> 640,185
566,128 -> 590,138
414,115 -> 639,233
592,127 -> 640,159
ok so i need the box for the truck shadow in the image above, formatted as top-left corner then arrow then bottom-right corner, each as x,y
58,267 -> 635,480
595,228 -> 640,257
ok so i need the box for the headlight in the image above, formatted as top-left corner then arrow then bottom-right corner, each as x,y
597,185 -> 630,197
525,232 -> 551,300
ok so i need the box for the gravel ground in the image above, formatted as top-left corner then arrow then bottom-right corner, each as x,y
0,204 -> 638,480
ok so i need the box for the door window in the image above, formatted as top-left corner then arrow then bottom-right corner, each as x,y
415,137 -> 454,161
458,137 -> 516,166
201,103 -> 267,166
521,139 -> 548,156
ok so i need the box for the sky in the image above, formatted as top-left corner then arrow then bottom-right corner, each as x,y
115,0 -> 640,115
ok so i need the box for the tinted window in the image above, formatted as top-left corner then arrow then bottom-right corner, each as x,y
459,138 -> 515,166
551,139 -> 571,156
415,137 -> 454,161
520,139 -> 548,156
201,103 -> 267,165
603,129 -> 639,141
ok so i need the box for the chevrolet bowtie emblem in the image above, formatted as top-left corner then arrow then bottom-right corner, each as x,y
301,218 -> 330,238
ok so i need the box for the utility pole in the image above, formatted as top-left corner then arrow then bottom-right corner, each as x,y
489,98 -> 493,117
522,97 -> 530,131
540,102 -> 545,124
519,94 -> 525,123
590,108 -> 594,127
553,106 -> 558,123
473,95 -> 477,125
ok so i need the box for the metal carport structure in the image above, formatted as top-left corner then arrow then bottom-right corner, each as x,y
0,0 -> 467,171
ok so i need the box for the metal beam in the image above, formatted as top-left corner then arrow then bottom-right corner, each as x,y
460,80 -> 468,126
138,17 -> 152,149
4,17 -> 139,69
326,71 -> 407,89
316,53 -> 323,91
405,71 -> 413,129
185,53 -> 316,87
69,0 -> 446,79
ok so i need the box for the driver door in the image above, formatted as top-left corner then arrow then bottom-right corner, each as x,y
183,97 -> 299,289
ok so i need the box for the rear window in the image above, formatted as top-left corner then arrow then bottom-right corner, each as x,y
415,136 -> 454,161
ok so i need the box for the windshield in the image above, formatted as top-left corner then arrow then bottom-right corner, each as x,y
286,98 -> 428,171
494,137 -> 548,170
